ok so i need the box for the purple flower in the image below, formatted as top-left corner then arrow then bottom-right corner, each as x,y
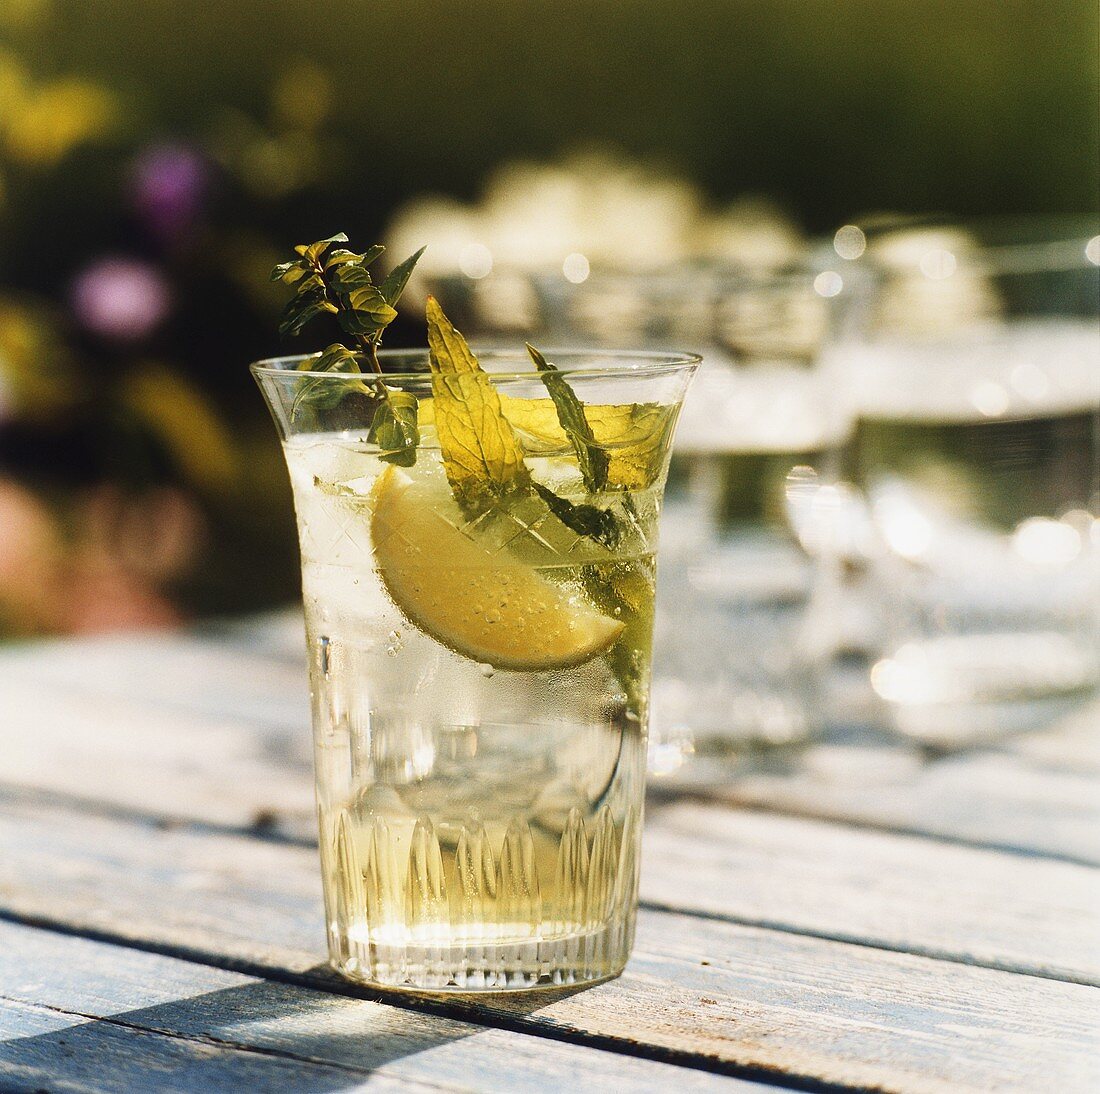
71,258 -> 170,341
129,143 -> 209,241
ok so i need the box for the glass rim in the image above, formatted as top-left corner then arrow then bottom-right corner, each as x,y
250,346 -> 703,383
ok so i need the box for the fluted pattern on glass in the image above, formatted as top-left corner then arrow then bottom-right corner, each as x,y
329,805 -> 641,989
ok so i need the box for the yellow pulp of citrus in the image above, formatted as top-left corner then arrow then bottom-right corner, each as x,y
370,463 -> 625,671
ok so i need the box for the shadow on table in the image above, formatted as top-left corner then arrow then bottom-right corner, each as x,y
2,971 -> 598,1090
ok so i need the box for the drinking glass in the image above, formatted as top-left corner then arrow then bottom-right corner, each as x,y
842,221 -> 1100,743
651,267 -> 856,760
254,348 -> 697,991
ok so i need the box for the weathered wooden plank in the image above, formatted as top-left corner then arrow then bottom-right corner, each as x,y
640,802 -> 1100,984
0,630 -> 311,730
0,996 -> 423,1093
3,666 -> 1099,983
0,676 -> 315,834
3,752 -> 1096,995
707,744 -> 1100,865
0,922 -> 743,1093
0,1002 -> 426,1094
6,629 -> 1099,864
5,630 -> 1100,864
1,799 -> 1097,1093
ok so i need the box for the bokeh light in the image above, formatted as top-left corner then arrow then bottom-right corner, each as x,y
70,258 -> 171,341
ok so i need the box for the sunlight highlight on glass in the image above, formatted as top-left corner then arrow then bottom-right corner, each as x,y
833,224 -> 866,260
562,252 -> 590,284
458,242 -> 493,279
813,270 -> 843,297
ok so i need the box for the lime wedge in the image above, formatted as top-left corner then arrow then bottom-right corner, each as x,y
371,462 -> 624,671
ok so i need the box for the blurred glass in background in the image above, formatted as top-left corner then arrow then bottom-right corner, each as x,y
833,220 -> 1100,745
635,266 -> 857,764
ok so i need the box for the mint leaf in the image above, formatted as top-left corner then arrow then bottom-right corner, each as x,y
290,344 -> 418,464
532,483 -> 620,548
581,559 -> 655,719
380,245 -> 427,306
326,263 -> 397,335
324,244 -> 385,271
278,284 -> 337,338
294,233 -> 348,264
425,296 -> 530,510
312,342 -> 361,372
368,389 -> 419,467
291,343 -> 369,416
526,343 -> 609,492
270,234 -> 415,354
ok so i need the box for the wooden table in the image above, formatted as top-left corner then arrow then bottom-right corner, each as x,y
1,611 -> 1098,1092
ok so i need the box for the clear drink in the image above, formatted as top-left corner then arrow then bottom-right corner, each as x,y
256,348 -> 696,990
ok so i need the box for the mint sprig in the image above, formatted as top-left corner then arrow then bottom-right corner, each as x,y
271,234 -> 425,465
425,299 -> 649,709
532,482 -> 621,548
271,233 -> 425,369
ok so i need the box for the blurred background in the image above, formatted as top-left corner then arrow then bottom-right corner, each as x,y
0,0 -> 1096,644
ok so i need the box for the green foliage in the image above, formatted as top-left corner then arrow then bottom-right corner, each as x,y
380,245 -> 427,307
367,389 -> 419,467
273,235 -> 424,465
526,342 -> 609,493
326,261 -> 397,338
425,295 -> 531,510
290,343 -> 371,416
270,234 -> 422,352
532,482 -> 620,549
426,298 -> 626,553
278,284 -> 337,339
581,558 -> 655,717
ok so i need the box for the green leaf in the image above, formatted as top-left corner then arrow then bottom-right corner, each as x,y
291,344 -> 367,417
368,389 -> 420,466
290,343 -> 418,462
328,263 -> 399,336
326,261 -> 374,293
270,259 -> 308,283
525,343 -> 609,492
580,558 -> 656,719
425,296 -> 530,510
296,373 -> 374,414
278,285 -> 338,338
309,343 -> 362,373
531,483 -> 620,549
380,246 -> 427,306
294,233 -> 348,264
324,244 -> 385,271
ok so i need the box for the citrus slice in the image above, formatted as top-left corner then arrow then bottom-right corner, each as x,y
371,463 -> 624,671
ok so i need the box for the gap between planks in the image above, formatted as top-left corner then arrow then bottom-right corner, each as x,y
3,783 -> 1098,989
0,914 -> 848,1094
3,660 -> 1098,870
2,633 -> 1100,870
1,800 -> 1099,1093
0,921 -> 768,1094
649,791 -> 1100,871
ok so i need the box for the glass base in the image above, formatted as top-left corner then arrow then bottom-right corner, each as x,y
328,919 -> 633,992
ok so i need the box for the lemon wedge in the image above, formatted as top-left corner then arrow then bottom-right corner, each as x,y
370,463 -> 624,671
